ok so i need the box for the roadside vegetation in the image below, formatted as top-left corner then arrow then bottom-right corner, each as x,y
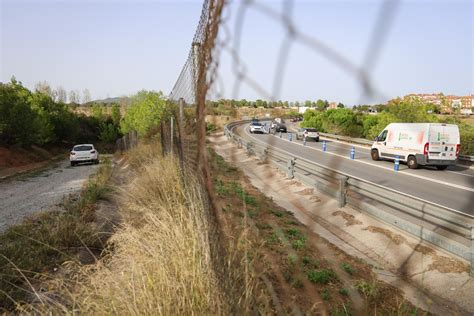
302,96 -> 474,155
0,159 -> 112,311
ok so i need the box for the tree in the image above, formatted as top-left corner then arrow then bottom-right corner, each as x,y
82,89 -> 92,104
69,90 -> 79,104
316,99 -> 326,111
35,81 -> 56,100
120,90 -> 166,136
337,102 -> 345,108
111,104 -> 121,125
56,86 -> 67,103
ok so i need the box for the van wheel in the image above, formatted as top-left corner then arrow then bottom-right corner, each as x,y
436,165 -> 448,170
407,156 -> 418,169
371,149 -> 380,161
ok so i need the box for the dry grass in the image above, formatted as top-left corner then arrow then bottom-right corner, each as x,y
25,143 -> 246,314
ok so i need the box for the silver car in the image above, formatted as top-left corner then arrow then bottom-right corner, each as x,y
296,128 -> 320,142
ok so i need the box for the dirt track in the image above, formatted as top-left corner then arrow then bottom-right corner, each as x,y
0,159 -> 99,232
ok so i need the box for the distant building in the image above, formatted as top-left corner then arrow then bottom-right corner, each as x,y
405,93 -> 473,114
327,102 -> 338,110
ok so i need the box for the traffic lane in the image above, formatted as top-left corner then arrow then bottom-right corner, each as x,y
237,125 -> 473,214
287,122 -> 474,177
323,139 -> 474,178
264,129 -> 474,189
285,138 -> 474,185
298,134 -> 474,177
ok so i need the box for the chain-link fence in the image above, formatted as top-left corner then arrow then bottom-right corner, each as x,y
116,130 -> 139,152
154,0 -> 473,313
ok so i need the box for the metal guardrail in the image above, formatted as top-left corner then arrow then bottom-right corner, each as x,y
224,120 -> 474,274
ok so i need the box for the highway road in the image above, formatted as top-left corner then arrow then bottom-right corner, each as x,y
233,123 -> 474,215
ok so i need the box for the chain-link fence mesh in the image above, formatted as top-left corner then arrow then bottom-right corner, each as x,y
162,0 -> 412,312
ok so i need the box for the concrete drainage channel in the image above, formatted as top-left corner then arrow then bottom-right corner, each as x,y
225,121 -> 474,275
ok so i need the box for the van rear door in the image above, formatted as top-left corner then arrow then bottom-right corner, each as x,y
428,124 -> 459,161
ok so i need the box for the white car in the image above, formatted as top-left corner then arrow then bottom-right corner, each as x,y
371,123 -> 460,170
70,144 -> 100,166
249,122 -> 265,133
296,128 -> 320,142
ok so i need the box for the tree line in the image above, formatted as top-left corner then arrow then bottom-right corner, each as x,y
302,96 -> 474,155
0,78 -> 121,148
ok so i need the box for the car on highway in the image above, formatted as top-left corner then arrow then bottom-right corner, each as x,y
296,128 -> 320,142
70,144 -> 100,166
271,118 -> 287,132
249,122 -> 265,133
371,123 -> 460,170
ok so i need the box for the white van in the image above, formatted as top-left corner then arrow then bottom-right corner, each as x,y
371,123 -> 460,170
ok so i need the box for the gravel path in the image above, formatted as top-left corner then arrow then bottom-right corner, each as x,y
0,159 -> 99,232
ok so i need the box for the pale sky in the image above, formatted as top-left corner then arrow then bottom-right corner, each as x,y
1,0 -> 473,105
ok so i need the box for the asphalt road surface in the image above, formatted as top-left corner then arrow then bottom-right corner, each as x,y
0,160 -> 99,232
234,123 -> 474,216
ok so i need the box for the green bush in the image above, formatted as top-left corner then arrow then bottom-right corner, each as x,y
120,90 -> 166,136
307,269 -> 338,284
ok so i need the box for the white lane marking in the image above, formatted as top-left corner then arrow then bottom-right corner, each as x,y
319,139 -> 474,179
243,126 -> 474,193
446,170 -> 474,178
290,124 -> 474,171
237,125 -> 472,215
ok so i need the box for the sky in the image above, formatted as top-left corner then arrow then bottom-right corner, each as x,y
1,0 -> 472,105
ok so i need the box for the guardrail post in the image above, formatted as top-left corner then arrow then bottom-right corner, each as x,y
338,177 -> 348,208
322,140 -> 327,152
287,158 -> 295,179
261,148 -> 268,162
246,142 -> 252,155
471,227 -> 474,276
350,146 -> 355,160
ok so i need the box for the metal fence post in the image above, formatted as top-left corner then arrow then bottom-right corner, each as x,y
339,176 -> 348,208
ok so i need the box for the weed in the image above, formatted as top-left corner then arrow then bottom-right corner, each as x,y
291,239 -> 306,250
286,228 -> 306,250
321,289 -> 331,301
331,303 -> 353,316
307,269 -> 338,284
292,278 -> 303,289
247,209 -> 257,218
269,209 -> 284,217
340,262 -> 355,275
0,161 -> 112,309
287,254 -> 297,266
286,228 -> 301,238
355,280 -> 378,300
302,256 -> 319,268
215,179 -> 228,196
339,288 -> 349,296
229,181 -> 257,206
267,233 -> 280,245
255,223 -> 271,230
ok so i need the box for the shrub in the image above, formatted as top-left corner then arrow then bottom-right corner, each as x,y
307,269 -> 338,284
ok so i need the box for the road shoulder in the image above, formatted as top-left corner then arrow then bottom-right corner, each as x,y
211,132 -> 473,314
